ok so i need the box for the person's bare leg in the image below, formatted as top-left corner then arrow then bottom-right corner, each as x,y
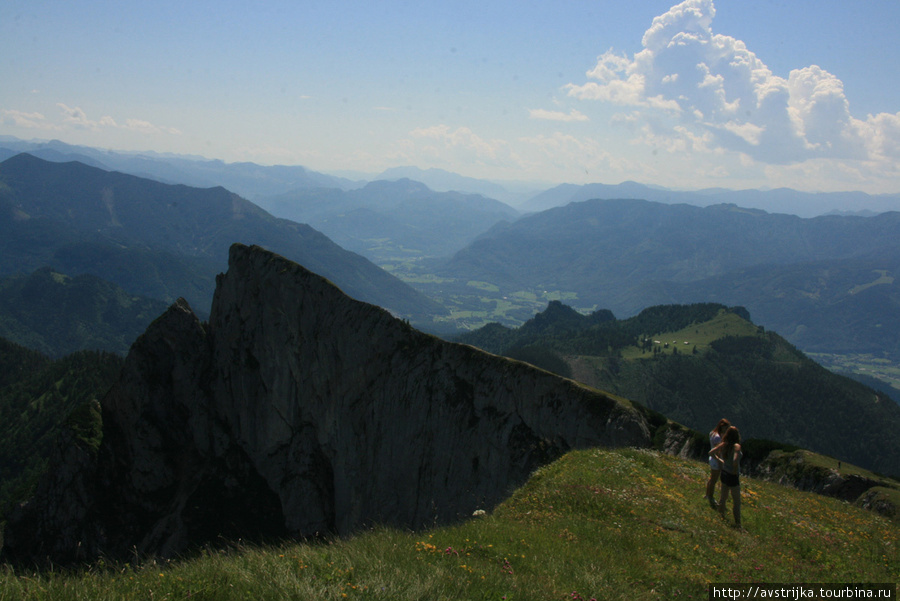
731,485 -> 742,528
718,485 -> 728,518
706,469 -> 720,497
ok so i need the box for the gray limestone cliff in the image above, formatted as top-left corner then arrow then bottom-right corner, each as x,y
3,244 -> 655,564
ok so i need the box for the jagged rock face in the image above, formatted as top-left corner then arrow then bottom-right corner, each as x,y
3,244 -> 651,564
753,452 -> 886,505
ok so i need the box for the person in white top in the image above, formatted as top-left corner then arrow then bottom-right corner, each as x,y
705,418 -> 731,508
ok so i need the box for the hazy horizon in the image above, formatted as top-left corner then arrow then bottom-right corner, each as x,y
3,0 -> 900,195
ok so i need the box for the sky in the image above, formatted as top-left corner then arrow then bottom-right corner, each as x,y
2,0 -> 900,193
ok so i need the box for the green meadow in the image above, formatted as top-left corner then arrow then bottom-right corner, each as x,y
621,310 -> 764,359
2,447 -> 896,600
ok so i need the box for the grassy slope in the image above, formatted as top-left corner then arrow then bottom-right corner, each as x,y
2,448 -> 896,600
568,310 -> 761,385
620,310 -> 762,359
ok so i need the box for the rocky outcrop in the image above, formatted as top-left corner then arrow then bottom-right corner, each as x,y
752,450 -> 899,521
2,244 -> 652,565
856,488 -> 898,521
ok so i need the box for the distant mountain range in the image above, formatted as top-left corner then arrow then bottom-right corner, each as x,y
257,178 -> 520,261
0,137 -> 358,200
0,153 -> 443,325
523,181 -> 900,218
437,198 -> 900,359
1,142 -> 899,566
374,165 -> 547,207
5,136 -> 900,217
2,137 -> 899,364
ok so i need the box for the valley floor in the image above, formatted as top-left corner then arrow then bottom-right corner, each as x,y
809,352 -> 900,400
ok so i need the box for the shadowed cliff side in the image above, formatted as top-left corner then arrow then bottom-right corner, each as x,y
2,244 -> 658,565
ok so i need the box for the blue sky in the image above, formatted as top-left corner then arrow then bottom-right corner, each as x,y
2,0 -> 899,193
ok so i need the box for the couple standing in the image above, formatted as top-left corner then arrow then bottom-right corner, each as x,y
705,418 -> 743,529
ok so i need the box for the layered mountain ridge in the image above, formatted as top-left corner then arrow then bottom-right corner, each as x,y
0,153 -> 440,322
435,198 -> 900,358
257,178 -> 519,262
1,244 -> 684,565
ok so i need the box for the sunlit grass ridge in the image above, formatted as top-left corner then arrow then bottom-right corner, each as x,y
2,448 -> 897,600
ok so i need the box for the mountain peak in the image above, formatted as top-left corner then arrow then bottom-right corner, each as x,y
1,243 -> 666,565
536,299 -> 585,324
362,177 -> 432,195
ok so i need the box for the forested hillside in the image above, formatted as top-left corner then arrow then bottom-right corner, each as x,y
0,267 -> 168,357
0,339 -> 123,518
456,302 -> 900,475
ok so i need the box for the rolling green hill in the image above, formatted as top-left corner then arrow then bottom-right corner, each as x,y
1,447 -> 896,599
456,302 -> 900,476
664,251 -> 900,359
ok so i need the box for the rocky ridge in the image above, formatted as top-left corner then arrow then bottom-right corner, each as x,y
751,450 -> 899,520
2,244 -> 666,564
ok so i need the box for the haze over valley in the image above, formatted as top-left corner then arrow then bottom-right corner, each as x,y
4,140 -> 898,386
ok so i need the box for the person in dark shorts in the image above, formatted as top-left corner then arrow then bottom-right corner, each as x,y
709,426 -> 743,529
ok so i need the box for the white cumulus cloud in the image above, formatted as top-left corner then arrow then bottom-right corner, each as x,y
0,109 -> 57,130
57,103 -> 114,129
565,0 -> 900,167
